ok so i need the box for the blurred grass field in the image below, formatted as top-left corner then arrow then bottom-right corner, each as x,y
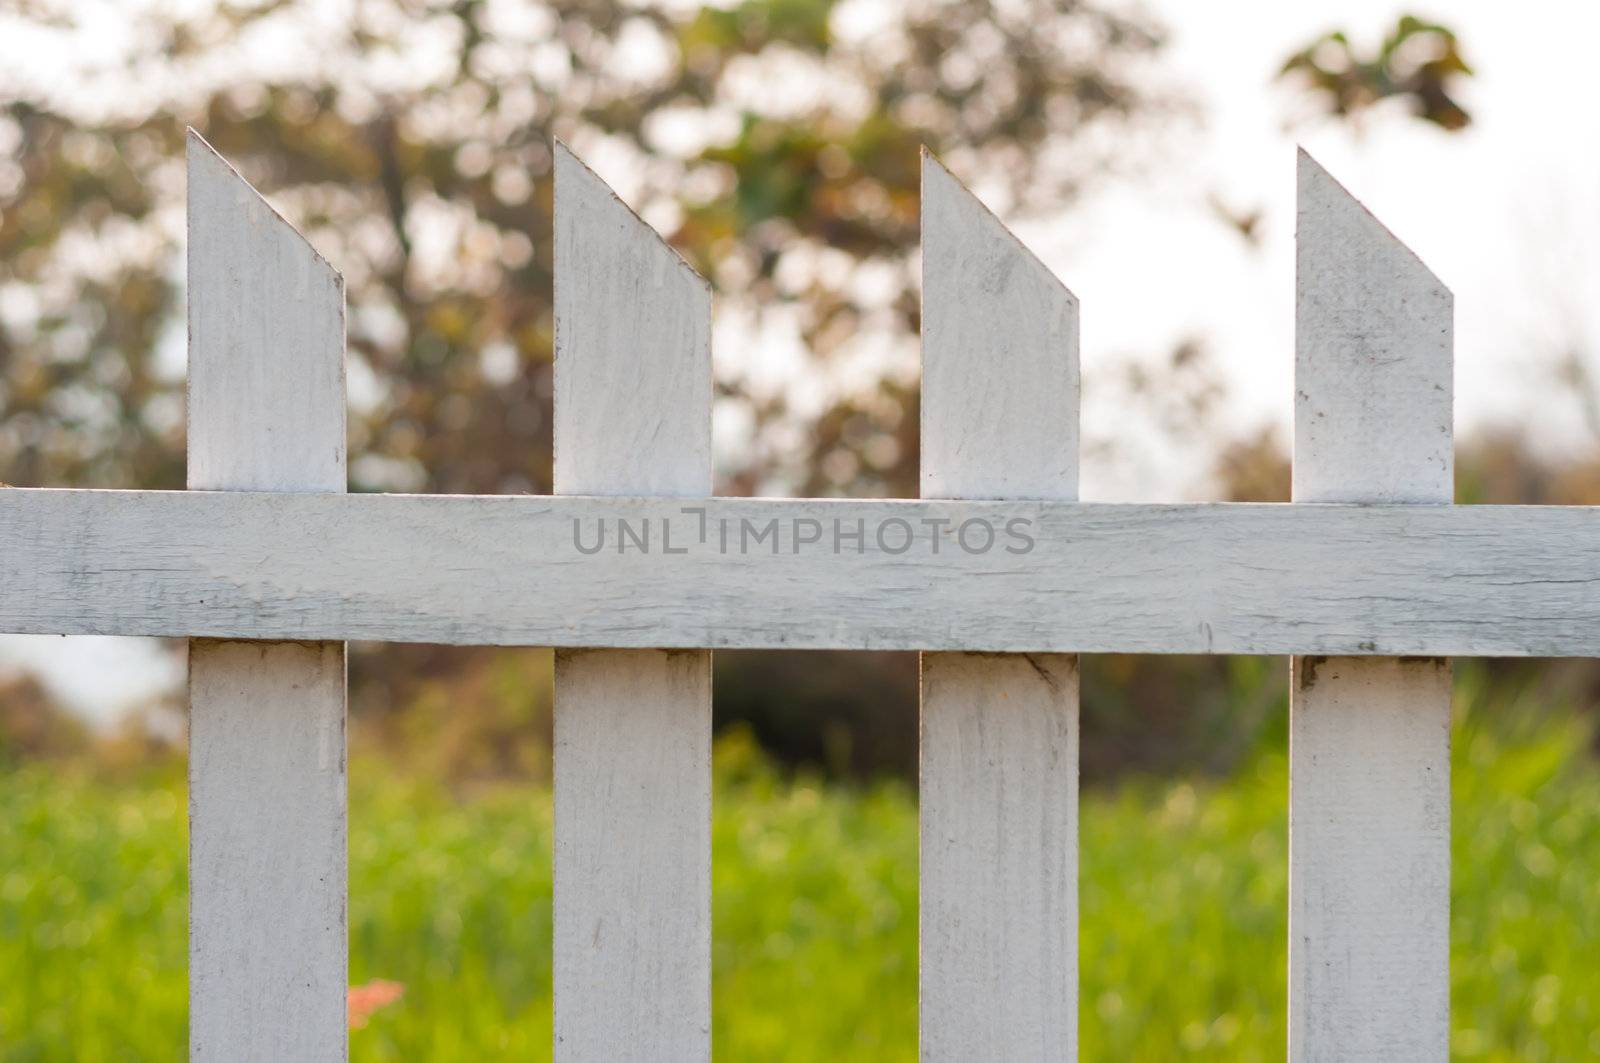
3,677 -> 1599,1061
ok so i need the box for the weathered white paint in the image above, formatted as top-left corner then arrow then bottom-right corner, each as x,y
1289,150 -> 1451,1062
1288,657 -> 1450,1059
4,490 -> 1600,655
919,152 -> 1079,1061
187,640 -> 347,1058
1293,154 -> 1451,507
551,143 -> 712,1061
553,147 -> 712,497
185,132 -> 348,1062
552,648 -> 711,1058
920,152 -> 1079,502
186,138 -> 347,496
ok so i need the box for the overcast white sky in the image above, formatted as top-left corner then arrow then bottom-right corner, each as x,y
5,0 -> 1599,720
1053,0 -> 1600,498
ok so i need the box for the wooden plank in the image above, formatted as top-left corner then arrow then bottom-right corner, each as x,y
1289,150 -> 1451,1062
3,490 -> 1600,655
185,132 -> 348,1061
918,152 -> 1078,1061
550,143 -> 712,1061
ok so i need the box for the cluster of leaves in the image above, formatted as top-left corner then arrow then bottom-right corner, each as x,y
1278,14 -> 1474,132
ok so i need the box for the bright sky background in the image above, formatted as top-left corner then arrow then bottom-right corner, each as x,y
5,0 -> 1600,721
1054,0 -> 1600,499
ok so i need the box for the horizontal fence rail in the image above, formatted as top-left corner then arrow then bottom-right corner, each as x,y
4,490 -> 1600,655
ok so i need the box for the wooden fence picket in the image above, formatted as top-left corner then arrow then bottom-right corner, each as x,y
185,132 -> 349,1062
1289,150 -> 1452,1062
919,151 -> 1080,1061
551,143 -> 714,1061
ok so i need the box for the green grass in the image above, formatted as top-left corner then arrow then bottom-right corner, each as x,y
3,690 -> 1599,1060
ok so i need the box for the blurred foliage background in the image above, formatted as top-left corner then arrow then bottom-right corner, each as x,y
3,1 -> 1600,1057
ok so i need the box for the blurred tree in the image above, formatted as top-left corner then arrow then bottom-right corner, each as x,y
1278,14 -> 1474,132
0,0 -> 1173,496
0,672 -> 88,765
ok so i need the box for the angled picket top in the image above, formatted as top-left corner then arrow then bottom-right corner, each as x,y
2,127 -> 1590,1062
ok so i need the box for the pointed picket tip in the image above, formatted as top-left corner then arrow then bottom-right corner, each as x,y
920,148 -> 1079,502
552,140 -> 712,497
186,129 -> 342,290
186,130 -> 346,493
553,140 -> 710,295
1293,146 -> 1452,505
920,148 -> 1077,306
1295,147 -> 1445,294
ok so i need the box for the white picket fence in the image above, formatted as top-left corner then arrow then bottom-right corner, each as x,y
3,130 -> 1594,1061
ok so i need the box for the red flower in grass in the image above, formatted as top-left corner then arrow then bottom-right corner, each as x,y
348,980 -> 405,1029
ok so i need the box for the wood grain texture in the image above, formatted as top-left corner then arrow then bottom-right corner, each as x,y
186,137 -> 346,495
1288,656 -> 1450,1061
919,655 -> 1077,1059
188,640 -> 347,1060
919,152 -> 1078,1061
553,143 -> 711,498
551,143 -> 712,1062
185,132 -> 348,1062
920,151 -> 1079,501
4,490 -> 1600,655
1293,151 -> 1451,506
1289,150 -> 1451,1062
552,648 -> 711,1060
